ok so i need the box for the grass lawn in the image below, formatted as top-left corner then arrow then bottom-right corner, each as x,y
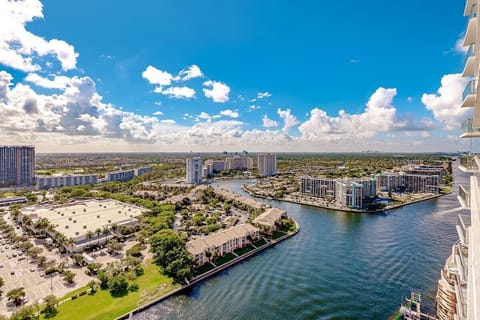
272,230 -> 287,240
234,244 -> 254,256
193,262 -> 215,276
40,260 -> 179,320
253,239 -> 267,247
214,253 -> 237,266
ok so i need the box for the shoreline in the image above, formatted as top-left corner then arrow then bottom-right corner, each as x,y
241,186 -> 447,214
115,221 -> 300,320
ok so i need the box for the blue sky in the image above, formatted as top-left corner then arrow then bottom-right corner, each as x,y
0,0 -> 475,152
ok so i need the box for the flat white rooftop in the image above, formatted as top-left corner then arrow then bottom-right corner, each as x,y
21,199 -> 146,240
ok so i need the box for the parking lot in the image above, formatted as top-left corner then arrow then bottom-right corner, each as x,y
0,226 -> 90,316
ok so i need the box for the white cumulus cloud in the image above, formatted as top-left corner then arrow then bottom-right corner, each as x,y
0,0 -> 78,71
155,86 -> 196,99
220,109 -> 239,118
177,65 -> 203,81
203,80 -> 230,103
277,108 -> 299,133
25,73 -> 72,89
142,65 -> 173,86
262,114 -> 278,128
422,73 -> 470,130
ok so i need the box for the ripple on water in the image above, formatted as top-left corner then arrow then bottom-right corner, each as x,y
133,169 -> 469,320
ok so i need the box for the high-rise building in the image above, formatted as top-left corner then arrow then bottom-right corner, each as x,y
435,1 -> 480,319
225,156 -> 253,170
0,145 -> 35,187
335,180 -> 363,209
258,153 -> 276,176
300,176 -> 336,199
186,157 -> 203,184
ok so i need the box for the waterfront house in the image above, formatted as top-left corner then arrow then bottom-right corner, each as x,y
252,207 -> 285,234
186,223 -> 260,266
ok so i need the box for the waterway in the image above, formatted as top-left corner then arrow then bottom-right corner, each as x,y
133,164 -> 469,320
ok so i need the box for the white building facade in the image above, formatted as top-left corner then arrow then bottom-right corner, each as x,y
435,1 -> 480,319
37,174 -> 99,189
258,153 -> 277,176
186,157 -> 203,184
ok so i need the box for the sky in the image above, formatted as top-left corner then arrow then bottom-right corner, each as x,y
0,0 -> 475,153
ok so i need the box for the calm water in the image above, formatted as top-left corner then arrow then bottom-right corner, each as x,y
134,165 -> 469,320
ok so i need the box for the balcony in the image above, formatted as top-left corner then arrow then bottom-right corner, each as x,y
460,118 -> 480,138
458,185 -> 471,208
463,7 -> 478,46
463,44 -> 476,77
465,0 -> 478,16
458,214 -> 471,243
460,80 -> 477,108
459,154 -> 480,172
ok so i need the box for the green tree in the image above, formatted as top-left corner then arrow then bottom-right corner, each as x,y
0,276 -> 3,296
149,229 -> 194,283
43,294 -> 58,315
9,305 -> 34,320
95,228 -> 102,246
63,270 -> 76,283
7,287 -> 26,306
107,275 -> 129,296
87,280 -> 98,292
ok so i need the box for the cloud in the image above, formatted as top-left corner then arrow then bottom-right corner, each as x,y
277,108 -> 299,133
142,65 -> 173,86
407,97 -> 413,103
298,87 -> 432,140
247,105 -> 261,112
203,80 -> 230,103
153,111 -> 163,116
25,73 -> 72,89
349,59 -> 360,64
220,109 -> 239,118
0,70 -> 190,143
154,86 -> 196,99
188,120 -> 244,143
177,65 -> 203,81
262,114 -> 278,128
257,92 -> 272,99
0,71 -> 13,101
422,73 -> 470,130
455,34 -> 468,55
160,119 -> 176,124
0,0 -> 78,72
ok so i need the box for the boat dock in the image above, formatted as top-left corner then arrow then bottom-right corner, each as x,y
390,292 -> 437,320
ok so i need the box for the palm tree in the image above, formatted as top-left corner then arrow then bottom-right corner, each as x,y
64,237 -> 75,252
7,287 -> 25,306
102,226 -> 110,245
0,276 -> 4,296
95,228 -> 102,246
86,230 -> 94,241
56,234 -> 66,248
22,215 -> 32,227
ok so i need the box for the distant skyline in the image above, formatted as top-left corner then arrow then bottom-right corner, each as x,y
0,0 -> 475,152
